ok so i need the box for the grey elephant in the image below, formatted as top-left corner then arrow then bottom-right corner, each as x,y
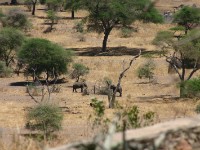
73,82 -> 87,92
110,84 -> 122,97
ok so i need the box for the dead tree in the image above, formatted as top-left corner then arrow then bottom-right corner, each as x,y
26,68 -> 58,104
108,50 -> 141,108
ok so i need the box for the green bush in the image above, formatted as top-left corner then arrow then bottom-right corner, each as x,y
137,60 -> 155,82
71,63 -> 89,81
181,78 -> 200,98
26,104 -> 63,140
0,8 -> 30,30
120,27 -> 134,38
74,21 -> 84,33
0,61 -> 13,78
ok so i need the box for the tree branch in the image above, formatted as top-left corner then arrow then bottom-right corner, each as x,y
109,50 -> 141,108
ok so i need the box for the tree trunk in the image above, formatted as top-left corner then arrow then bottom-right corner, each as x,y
71,9 -> 75,19
102,29 -> 111,52
10,0 -> 17,5
180,82 -> 186,98
32,2 -> 36,15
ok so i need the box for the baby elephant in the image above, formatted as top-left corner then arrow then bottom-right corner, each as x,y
110,84 -> 122,97
73,82 -> 87,92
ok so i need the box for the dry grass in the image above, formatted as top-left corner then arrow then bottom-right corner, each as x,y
0,2 -> 200,149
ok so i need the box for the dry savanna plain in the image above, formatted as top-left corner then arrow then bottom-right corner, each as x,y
0,0 -> 200,149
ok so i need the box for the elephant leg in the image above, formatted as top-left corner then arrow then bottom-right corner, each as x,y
81,87 -> 83,92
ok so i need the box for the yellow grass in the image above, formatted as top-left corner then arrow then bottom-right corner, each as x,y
0,2 -> 200,148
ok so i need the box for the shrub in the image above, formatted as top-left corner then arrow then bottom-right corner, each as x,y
181,78 -> 200,98
74,21 -> 84,33
26,103 -> 63,140
0,27 -> 25,67
0,8 -> 30,30
0,61 -> 13,78
97,77 -> 112,95
120,27 -> 134,38
71,63 -> 89,81
137,60 -> 155,82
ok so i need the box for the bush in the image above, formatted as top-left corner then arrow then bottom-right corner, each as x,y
120,27 -> 134,38
97,77 -> 112,95
71,63 -> 89,81
0,61 -> 13,78
74,21 -> 84,33
26,104 -> 63,140
137,60 -> 155,82
181,78 -> 200,98
0,8 -> 30,30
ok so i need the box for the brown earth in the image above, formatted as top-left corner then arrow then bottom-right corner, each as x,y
0,1 -> 200,148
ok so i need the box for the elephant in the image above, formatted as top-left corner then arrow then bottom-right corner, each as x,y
110,84 -> 122,97
73,82 -> 87,92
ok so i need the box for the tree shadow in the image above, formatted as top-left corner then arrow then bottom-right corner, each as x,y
10,78 -> 68,87
70,46 -> 146,56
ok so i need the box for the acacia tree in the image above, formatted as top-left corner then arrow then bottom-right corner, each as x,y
18,38 -> 74,81
0,28 -> 25,67
71,63 -> 89,82
84,0 -> 163,52
64,0 -> 83,19
153,29 -> 200,97
173,6 -> 200,35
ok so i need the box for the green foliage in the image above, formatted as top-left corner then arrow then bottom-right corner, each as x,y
46,0 -> 64,10
170,26 -> 185,31
64,0 -> 83,11
195,104 -> 200,114
84,0 -> 162,51
152,31 -> 174,46
173,6 -> 200,30
123,106 -> 155,129
18,38 -> 74,79
46,10 -> 58,23
139,4 -> 163,23
89,98 -> 156,133
120,27 -> 134,38
0,61 -> 13,78
26,104 -> 63,139
46,10 -> 58,30
0,8 -> 30,30
180,78 -> 200,98
0,27 -> 25,67
71,63 -> 89,81
90,98 -> 105,118
74,21 -> 84,33
137,60 -> 155,82
39,0 -> 46,4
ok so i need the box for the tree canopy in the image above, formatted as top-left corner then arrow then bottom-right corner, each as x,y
153,29 -> 200,97
18,38 -> 74,81
84,0 -> 163,52
64,0 -> 83,19
0,27 -> 25,67
173,6 -> 200,34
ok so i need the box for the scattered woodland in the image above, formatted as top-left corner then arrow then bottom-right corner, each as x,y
0,0 -> 200,149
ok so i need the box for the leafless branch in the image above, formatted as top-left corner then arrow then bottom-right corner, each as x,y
108,50 -> 141,108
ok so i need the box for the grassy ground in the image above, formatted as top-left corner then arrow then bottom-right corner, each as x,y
0,2 -> 200,149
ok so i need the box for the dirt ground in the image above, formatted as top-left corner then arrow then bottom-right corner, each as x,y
0,1 -> 200,146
